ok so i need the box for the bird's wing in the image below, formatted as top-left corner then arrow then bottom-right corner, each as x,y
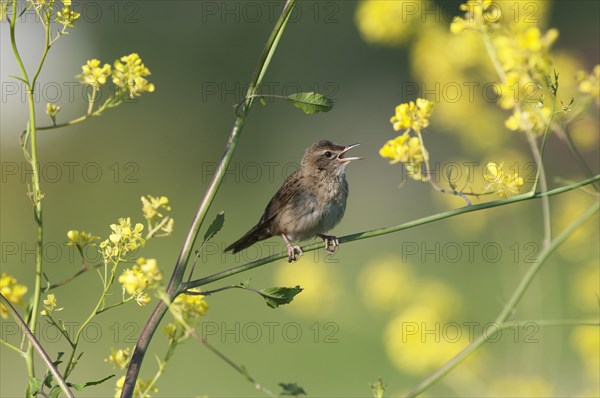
258,170 -> 302,226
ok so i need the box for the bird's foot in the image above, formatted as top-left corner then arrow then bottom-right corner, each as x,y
286,244 -> 304,262
319,234 -> 339,255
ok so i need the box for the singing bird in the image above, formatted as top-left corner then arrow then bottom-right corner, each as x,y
224,140 -> 361,262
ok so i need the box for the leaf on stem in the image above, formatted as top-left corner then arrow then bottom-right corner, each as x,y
258,286 -> 302,309
68,374 -> 115,391
203,211 -> 225,243
279,382 -> 306,396
286,92 -> 333,114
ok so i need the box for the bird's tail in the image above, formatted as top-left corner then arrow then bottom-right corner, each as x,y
224,223 -> 271,254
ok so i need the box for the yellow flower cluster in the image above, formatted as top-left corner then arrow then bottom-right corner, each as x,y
390,98 -> 434,133
78,59 -> 112,89
380,99 -> 433,181
40,294 -> 63,316
118,258 -> 162,306
171,291 -> 208,325
484,162 -> 524,197
452,1 -> 559,135
113,53 -> 156,98
141,195 -> 174,237
0,273 -> 28,319
114,375 -> 156,398
54,1 -> 80,27
576,65 -> 600,99
66,229 -> 99,248
380,133 -> 428,181
99,218 -> 145,262
105,347 -> 131,370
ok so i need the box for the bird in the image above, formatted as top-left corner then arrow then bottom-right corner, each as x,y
224,140 -> 361,262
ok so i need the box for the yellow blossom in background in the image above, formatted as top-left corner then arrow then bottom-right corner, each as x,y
450,0 -> 499,33
171,291 -> 208,325
45,103 -> 60,120
384,304 -> 468,375
0,1 -> 9,21
484,162 -> 524,197
118,268 -> 148,295
114,375 -> 156,398
358,257 -> 416,312
571,327 -> 600,387
355,0 -> 428,46
136,258 -> 163,285
571,261 -> 600,312
379,133 -> 428,181
576,64 -> 600,99
0,273 -> 28,318
273,257 -> 341,318
113,53 -> 155,98
40,294 -> 63,316
504,107 -> 552,134
77,59 -> 112,88
105,347 -> 131,370
487,375 -> 553,397
135,292 -> 151,306
390,98 -> 433,133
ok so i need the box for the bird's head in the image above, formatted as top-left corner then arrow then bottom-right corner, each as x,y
301,140 -> 362,176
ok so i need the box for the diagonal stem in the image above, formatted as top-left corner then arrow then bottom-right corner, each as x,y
121,1 -> 297,396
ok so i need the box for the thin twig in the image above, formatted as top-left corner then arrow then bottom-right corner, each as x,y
0,293 -> 75,398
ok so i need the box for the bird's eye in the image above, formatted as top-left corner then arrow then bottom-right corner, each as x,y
324,151 -> 332,158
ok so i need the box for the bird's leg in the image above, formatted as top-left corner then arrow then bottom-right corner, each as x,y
318,234 -> 339,254
281,234 -> 303,262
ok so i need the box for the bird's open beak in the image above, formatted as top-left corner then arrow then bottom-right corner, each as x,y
338,143 -> 363,163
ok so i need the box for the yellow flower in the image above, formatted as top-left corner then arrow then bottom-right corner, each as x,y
77,59 -> 112,88
114,375 -> 156,398
379,133 -> 429,181
40,294 -> 63,316
55,6 -> 80,27
46,103 -> 61,119
66,229 -> 99,247
390,98 -> 434,133
358,257 -> 416,312
141,195 -> 170,221
113,53 -> 155,98
576,64 -> 600,98
105,347 -> 131,370
171,291 -> 208,325
100,218 -> 145,261
134,292 -> 151,306
0,273 -> 28,319
136,258 -> 163,285
118,268 -> 148,295
484,162 -> 524,197
355,0 -> 428,46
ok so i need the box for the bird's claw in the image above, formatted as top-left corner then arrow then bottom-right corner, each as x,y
319,234 -> 339,255
286,244 -> 304,263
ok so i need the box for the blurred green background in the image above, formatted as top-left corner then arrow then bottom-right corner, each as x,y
1,0 -> 598,397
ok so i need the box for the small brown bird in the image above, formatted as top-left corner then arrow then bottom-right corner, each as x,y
224,140 -> 361,262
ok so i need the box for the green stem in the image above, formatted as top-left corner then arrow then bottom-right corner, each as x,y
10,0 -> 45,380
121,2 -> 297,396
184,175 -> 599,291
402,200 -> 599,397
1,293 -> 74,398
63,262 -> 118,379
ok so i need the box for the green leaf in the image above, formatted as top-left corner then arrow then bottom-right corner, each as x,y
203,211 -> 225,243
49,386 -> 61,398
279,382 -> 306,396
29,377 -> 42,396
259,286 -> 302,309
69,374 -> 115,391
286,92 -> 333,114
